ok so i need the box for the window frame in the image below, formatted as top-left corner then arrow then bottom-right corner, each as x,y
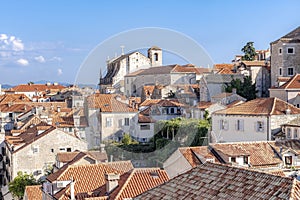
287,47 -> 295,54
106,118 -> 113,127
124,118 -> 130,126
287,67 -> 294,76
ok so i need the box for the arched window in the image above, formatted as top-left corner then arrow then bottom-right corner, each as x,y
154,53 -> 158,61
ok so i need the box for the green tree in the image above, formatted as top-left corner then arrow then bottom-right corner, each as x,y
121,133 -> 132,145
225,76 -> 256,101
241,41 -> 257,61
9,171 -> 39,199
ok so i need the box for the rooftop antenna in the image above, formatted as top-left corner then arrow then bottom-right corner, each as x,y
120,45 -> 125,55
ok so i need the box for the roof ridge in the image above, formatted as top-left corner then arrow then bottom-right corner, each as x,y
285,74 -> 298,89
114,169 -> 136,200
270,97 -> 277,115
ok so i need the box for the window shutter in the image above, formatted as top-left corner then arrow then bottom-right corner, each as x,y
225,120 -> 229,130
241,120 -> 244,131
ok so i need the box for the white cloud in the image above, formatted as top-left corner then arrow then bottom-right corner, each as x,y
17,58 -> 29,66
34,55 -> 45,63
50,56 -> 62,62
57,68 -> 63,76
0,34 -> 8,40
0,34 -> 25,58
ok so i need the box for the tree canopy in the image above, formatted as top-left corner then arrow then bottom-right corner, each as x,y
9,171 -> 39,199
241,41 -> 257,61
225,76 -> 257,101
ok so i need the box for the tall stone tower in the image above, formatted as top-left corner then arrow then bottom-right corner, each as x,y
148,46 -> 162,67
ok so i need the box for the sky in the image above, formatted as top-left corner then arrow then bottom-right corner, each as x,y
0,0 -> 300,85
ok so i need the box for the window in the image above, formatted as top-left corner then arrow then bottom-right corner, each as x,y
220,119 -> 228,130
68,127 -> 72,132
106,118 -> 113,127
154,53 -> 158,61
279,68 -> 282,76
67,148 -> 71,152
59,148 -> 66,152
287,128 -> 291,138
288,67 -> 294,76
297,104 -> 300,108
124,118 -> 129,126
51,149 -> 54,153
170,108 -> 175,114
256,121 -> 264,132
236,120 -> 244,131
243,156 -> 249,165
287,47 -> 294,54
230,157 -> 236,163
32,146 -> 39,154
294,129 -> 298,139
285,156 -> 292,165
279,48 -> 282,54
140,124 -> 150,130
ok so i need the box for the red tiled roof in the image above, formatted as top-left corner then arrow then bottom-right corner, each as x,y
138,114 -> 156,123
213,64 -> 234,70
24,185 -> 43,200
241,61 -> 267,66
277,74 -> 300,89
0,94 -> 31,104
87,94 -> 137,113
111,168 -> 169,200
211,141 -> 282,167
214,97 -> 300,115
197,101 -> 214,109
0,103 -> 31,113
10,83 -> 65,92
47,161 -> 134,200
135,162 -> 300,199
217,68 -> 235,74
140,99 -> 182,107
179,146 -> 220,167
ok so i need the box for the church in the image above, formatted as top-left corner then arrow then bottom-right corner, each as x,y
99,46 -> 162,94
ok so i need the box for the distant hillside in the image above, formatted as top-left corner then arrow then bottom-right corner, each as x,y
1,84 -> 14,89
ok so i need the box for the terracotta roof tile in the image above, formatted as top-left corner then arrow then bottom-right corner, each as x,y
179,146 -> 220,167
0,103 -> 31,113
241,61 -> 267,66
140,99 -> 182,107
211,141 -> 282,167
217,68 -> 235,74
24,185 -> 43,200
111,168 -> 169,200
135,162 -> 300,199
211,92 -> 233,99
213,64 -> 234,70
0,94 -> 31,104
87,94 -> 137,113
214,97 -> 300,115
47,161 -> 134,200
278,74 -> 300,89
10,83 -> 65,92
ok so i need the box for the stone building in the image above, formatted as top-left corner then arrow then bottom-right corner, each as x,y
211,97 -> 300,143
270,26 -> 300,87
99,46 -> 162,94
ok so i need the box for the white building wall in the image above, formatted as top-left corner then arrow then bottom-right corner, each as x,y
211,115 -> 269,143
10,129 -> 87,179
100,112 -> 137,140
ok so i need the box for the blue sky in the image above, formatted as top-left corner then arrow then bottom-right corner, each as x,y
0,0 -> 300,85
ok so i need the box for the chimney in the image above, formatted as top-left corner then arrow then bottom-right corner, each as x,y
57,106 -> 61,112
70,178 -> 75,200
105,173 -> 120,194
286,108 -> 291,115
232,88 -> 237,94
100,143 -> 105,153
73,115 -> 80,127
